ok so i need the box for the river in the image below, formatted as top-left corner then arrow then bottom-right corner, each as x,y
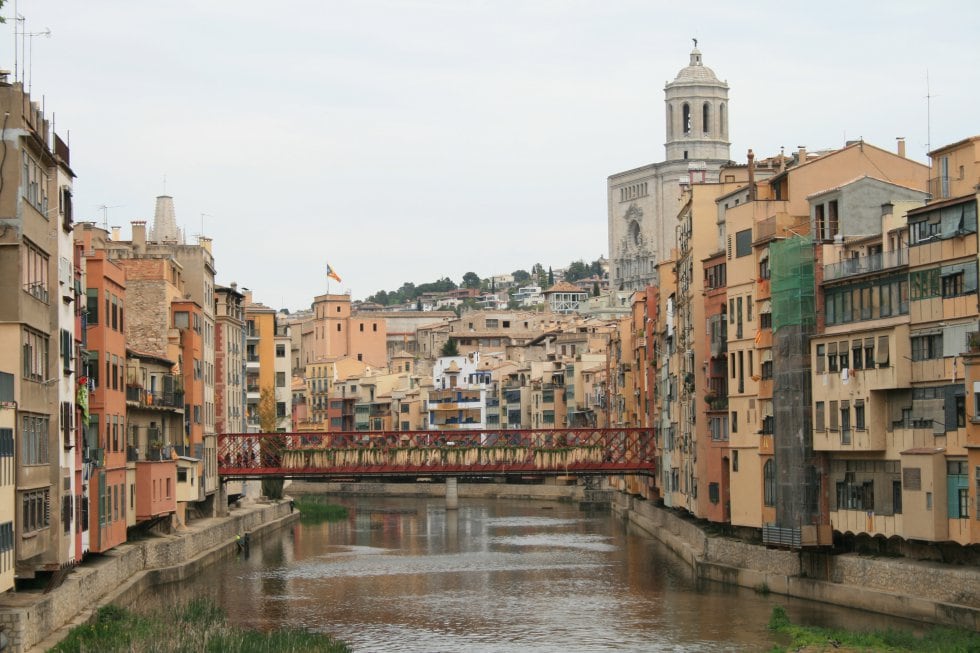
140,496 -> 922,651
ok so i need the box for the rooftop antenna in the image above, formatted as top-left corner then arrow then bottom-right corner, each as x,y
25,27 -> 51,94
10,1 -> 24,82
925,69 -> 936,154
195,212 -> 211,242
97,204 -> 123,232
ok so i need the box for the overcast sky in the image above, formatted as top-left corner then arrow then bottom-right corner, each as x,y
12,0 -> 979,310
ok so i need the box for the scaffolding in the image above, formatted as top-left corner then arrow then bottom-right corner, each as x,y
768,235 -> 822,545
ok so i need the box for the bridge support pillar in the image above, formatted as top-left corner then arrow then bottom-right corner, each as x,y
445,477 -> 459,510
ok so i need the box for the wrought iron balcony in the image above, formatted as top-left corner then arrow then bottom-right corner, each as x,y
823,248 -> 907,282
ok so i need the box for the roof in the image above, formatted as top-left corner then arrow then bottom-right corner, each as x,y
669,48 -> 724,85
544,282 -> 587,294
805,174 -> 929,201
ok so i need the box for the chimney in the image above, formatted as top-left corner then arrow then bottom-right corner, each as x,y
747,149 -> 756,201
198,236 -> 212,254
111,225 -> 121,241
131,220 -> 146,252
896,137 -> 906,158
797,145 -> 807,165
778,146 -> 786,172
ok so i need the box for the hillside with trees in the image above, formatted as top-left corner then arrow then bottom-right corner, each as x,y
364,258 -> 605,307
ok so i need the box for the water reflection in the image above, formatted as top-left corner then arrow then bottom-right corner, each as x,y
141,497 -> 923,652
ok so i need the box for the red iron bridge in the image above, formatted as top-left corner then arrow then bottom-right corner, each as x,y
217,428 -> 656,480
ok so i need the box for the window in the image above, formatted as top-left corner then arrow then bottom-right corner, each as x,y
876,336 -> 890,367
942,271 -> 964,297
276,402 -> 287,418
732,450 -> 739,472
947,461 -> 968,519
911,333 -> 943,361
21,149 -> 49,214
840,401 -> 851,444
21,414 -> 49,465
22,488 -> 50,532
276,372 -> 286,387
173,311 -> 189,329
863,338 -> 875,369
763,460 -> 775,506
730,411 -> 737,433
836,474 -> 874,511
855,400 -> 865,430
826,276 -> 908,325
22,239 -> 49,303
815,344 -> 825,373
276,344 -> 286,357
22,328 -> 49,382
682,103 -> 691,134
708,481 -> 720,504
827,342 -> 838,372
735,229 -> 752,258
814,402 -> 825,431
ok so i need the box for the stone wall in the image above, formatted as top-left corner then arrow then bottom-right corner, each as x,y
5,501 -> 292,653
288,480 -> 585,502
614,493 -> 980,630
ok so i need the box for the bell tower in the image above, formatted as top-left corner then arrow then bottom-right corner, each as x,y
664,45 -> 731,163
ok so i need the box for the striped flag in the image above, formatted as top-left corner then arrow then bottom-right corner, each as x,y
326,263 -> 342,283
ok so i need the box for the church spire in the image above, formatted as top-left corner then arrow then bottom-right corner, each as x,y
150,195 -> 182,243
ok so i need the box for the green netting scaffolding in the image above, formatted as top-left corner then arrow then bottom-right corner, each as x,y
770,234 -> 820,538
771,235 -> 816,333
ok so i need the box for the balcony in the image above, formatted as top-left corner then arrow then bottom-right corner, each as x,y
126,384 -> 184,410
928,175 -> 950,200
823,248 -> 907,282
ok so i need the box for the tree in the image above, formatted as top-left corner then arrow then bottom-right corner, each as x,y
258,387 -> 284,500
462,271 -> 481,289
512,269 -> 530,285
548,266 -> 554,286
440,339 -> 459,357
593,282 -> 600,296
565,260 -> 590,282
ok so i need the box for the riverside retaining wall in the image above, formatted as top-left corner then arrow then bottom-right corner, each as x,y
614,493 -> 980,631
1,500 -> 294,653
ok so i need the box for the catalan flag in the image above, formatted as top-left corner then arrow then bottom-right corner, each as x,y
326,263 -> 342,283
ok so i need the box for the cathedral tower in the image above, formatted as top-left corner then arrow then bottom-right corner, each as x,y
664,46 -> 731,163
607,46 -> 733,293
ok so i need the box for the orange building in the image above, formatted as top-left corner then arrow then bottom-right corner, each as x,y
173,300 -> 206,506
306,294 -> 387,368
82,250 -> 128,553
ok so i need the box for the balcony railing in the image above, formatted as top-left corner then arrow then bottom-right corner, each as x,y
823,248 -> 907,282
126,385 -> 184,409
928,176 -> 950,200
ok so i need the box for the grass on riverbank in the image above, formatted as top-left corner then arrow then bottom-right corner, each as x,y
293,496 -> 349,524
51,599 -> 350,653
767,605 -> 980,652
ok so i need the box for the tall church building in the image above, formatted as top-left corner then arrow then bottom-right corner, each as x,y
608,46 -> 732,292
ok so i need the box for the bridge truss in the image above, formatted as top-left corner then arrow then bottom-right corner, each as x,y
218,428 -> 655,480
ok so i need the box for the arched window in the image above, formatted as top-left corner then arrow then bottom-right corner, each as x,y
682,103 -> 691,135
764,459 -> 776,506
719,103 -> 727,138
702,102 -> 711,136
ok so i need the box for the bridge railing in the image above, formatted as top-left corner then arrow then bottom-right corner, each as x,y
217,428 -> 655,478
